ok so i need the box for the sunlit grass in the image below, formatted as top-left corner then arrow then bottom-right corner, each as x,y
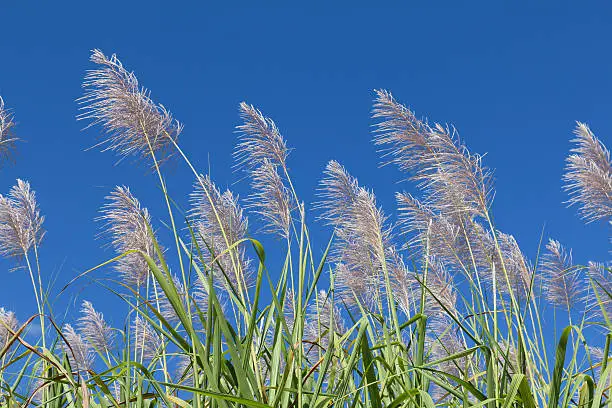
0,49 -> 609,408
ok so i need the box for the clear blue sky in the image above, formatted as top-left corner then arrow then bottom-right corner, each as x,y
0,2 -> 610,333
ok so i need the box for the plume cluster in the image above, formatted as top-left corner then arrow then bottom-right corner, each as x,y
79,49 -> 182,162
131,316 -> 161,363
236,103 -> 288,169
190,175 -> 252,291
236,103 -> 293,238
99,186 -> 158,286
373,89 -> 492,219
77,301 -> 114,354
428,330 -> 469,378
564,123 -> 612,223
375,93 -> 535,304
0,307 -> 18,347
248,160 -> 292,238
0,96 -> 17,162
539,239 -> 584,309
0,179 -> 45,258
586,262 -> 612,320
396,174 -> 531,302
61,324 -> 93,373
475,229 -> 533,301
393,256 -> 458,334
318,161 -> 391,308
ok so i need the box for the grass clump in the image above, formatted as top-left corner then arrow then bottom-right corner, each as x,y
0,49 -> 610,408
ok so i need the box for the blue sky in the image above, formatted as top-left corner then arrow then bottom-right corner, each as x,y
0,2 -> 610,334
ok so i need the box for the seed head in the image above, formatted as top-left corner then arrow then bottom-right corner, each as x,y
0,97 -> 17,163
248,160 -> 292,239
131,315 -> 161,363
0,179 -> 45,258
98,186 -> 158,286
304,290 -> 346,361
564,123 -> 612,223
190,175 -> 252,291
373,89 -> 492,219
77,301 -> 114,353
79,49 -> 182,163
0,307 -> 18,347
539,239 -> 584,309
317,162 -> 392,307
235,102 -> 288,169
585,262 -> 612,320
61,324 -> 93,373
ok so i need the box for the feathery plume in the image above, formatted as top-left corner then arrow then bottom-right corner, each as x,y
99,186 -> 158,286
77,301 -> 114,353
539,239 -> 583,309
564,123 -> 612,223
0,97 -> 17,162
0,179 -> 45,258
316,160 -> 360,227
585,262 -> 612,321
429,330 -> 467,378
332,191 -> 390,307
373,89 -> 492,218
396,192 -> 469,265
318,161 -> 391,307
474,230 -> 533,300
0,307 -> 18,347
190,175 -> 253,290
391,252 -> 458,331
131,316 -> 161,363
236,102 -> 288,169
61,324 -> 93,372
79,49 -> 182,162
248,160 -> 292,238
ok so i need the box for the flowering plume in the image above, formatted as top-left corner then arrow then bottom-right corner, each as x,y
99,186 -> 158,286
131,316 -> 161,363
248,160 -> 292,239
391,252 -> 458,332
190,175 -> 252,291
235,104 -> 293,239
236,102 -> 288,169
77,301 -> 114,354
0,307 -> 18,347
0,96 -> 17,162
79,49 -> 182,162
473,230 -> 534,301
586,262 -> 612,320
318,161 -> 391,307
373,90 -> 492,219
539,239 -> 584,309
0,179 -> 45,258
428,330 -> 468,378
61,324 -> 93,373
564,123 -> 612,223
317,160 -> 360,229
396,192 -> 469,267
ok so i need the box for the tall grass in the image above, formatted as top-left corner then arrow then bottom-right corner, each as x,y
0,49 -> 610,408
